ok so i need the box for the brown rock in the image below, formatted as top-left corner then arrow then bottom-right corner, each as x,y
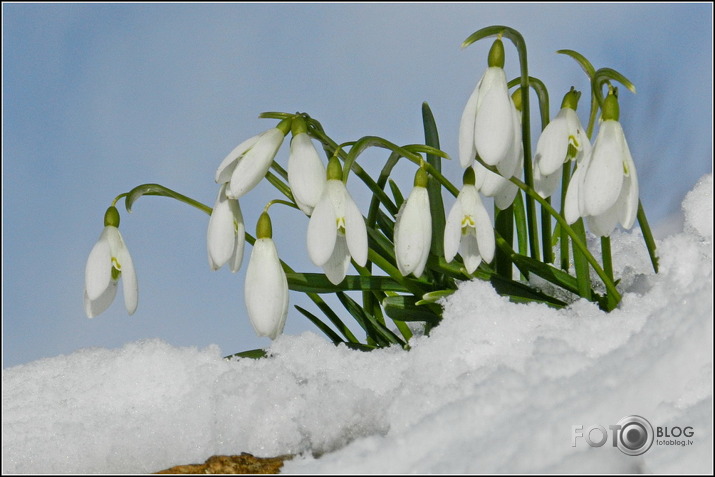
155,453 -> 292,474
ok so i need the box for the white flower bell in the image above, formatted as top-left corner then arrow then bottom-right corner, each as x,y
564,90 -> 639,236
459,38 -> 514,169
245,212 -> 289,340
533,88 -> 591,198
444,168 -> 495,274
473,87 -> 523,210
215,119 -> 290,199
306,157 -> 368,285
287,117 -> 326,215
207,183 -> 245,272
394,167 -> 432,277
84,206 -> 138,318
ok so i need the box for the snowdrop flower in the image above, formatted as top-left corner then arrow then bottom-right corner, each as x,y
394,167 -> 432,277
533,88 -> 591,198
473,88 -> 523,210
564,90 -> 639,236
245,212 -> 289,340
288,117 -> 326,215
207,183 -> 245,272
444,168 -> 495,274
459,37 -> 514,169
307,157 -> 368,285
215,119 -> 291,199
84,206 -> 138,318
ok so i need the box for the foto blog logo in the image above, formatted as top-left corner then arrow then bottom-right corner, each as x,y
572,415 -> 654,456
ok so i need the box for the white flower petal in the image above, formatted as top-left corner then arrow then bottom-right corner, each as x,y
458,78 -> 481,168
307,190 -> 337,267
117,242 -> 138,315
582,121 -> 625,217
587,202 -> 620,237
474,68 -> 514,166
473,195 -> 495,264
344,189 -> 368,267
288,133 -> 326,215
207,187 -> 238,270
245,238 -> 289,339
394,187 -> 431,276
322,234 -> 351,285
460,231 -> 482,274
443,196 -> 464,263
215,134 -> 261,184
564,160 -> 586,224
535,112 -> 569,176
85,228 -> 113,301
84,281 -> 118,318
229,128 -> 284,198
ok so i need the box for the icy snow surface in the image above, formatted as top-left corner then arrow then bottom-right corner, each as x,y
2,175 -> 713,474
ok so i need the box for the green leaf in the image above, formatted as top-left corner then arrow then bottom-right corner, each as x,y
337,292 -> 405,347
124,183 -> 212,215
388,179 -> 405,210
294,306 -> 344,345
286,273 -> 409,294
258,111 -> 296,120
224,348 -> 267,360
415,289 -> 456,305
382,295 -> 442,324
488,275 -> 567,309
556,49 -> 596,79
593,67 -> 637,107
422,102 -> 447,258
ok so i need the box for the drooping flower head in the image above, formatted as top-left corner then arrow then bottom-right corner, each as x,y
564,88 -> 639,236
444,168 -> 495,274
287,116 -> 326,215
394,167 -> 432,277
473,87 -> 523,210
207,183 -> 245,272
533,87 -> 591,198
459,37 -> 514,170
84,206 -> 138,318
245,211 -> 289,340
215,118 -> 291,199
306,156 -> 368,285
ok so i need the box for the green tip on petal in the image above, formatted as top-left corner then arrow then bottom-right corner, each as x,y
561,87 -> 581,110
326,156 -> 343,180
276,118 -> 292,135
104,206 -> 120,227
488,38 -> 505,68
256,211 -> 272,239
511,88 -> 523,112
463,167 -> 476,186
602,90 -> 620,121
414,167 -> 429,188
291,116 -> 308,136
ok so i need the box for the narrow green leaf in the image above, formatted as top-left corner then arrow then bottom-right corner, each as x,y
337,292 -> 405,347
416,289 -> 456,305
224,348 -> 267,360
294,306 -> 344,345
286,273 -> 409,294
258,111 -> 296,120
489,275 -> 567,308
556,49 -> 596,79
382,295 -> 442,324
637,200 -> 659,273
124,183 -> 212,215
593,67 -> 637,107
422,102 -> 447,258
388,179 -> 405,211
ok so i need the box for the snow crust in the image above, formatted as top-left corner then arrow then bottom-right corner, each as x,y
2,175 -> 712,474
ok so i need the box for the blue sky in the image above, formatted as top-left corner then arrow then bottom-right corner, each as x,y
3,3 -> 712,367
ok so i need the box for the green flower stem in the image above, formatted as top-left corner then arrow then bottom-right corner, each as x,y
265,170 -> 295,203
494,205 -> 514,279
571,219 -> 594,300
601,236 -> 614,283
637,200 -> 659,273
559,161 -> 573,270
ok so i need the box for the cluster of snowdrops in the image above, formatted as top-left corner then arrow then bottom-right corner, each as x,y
83,26 -> 658,354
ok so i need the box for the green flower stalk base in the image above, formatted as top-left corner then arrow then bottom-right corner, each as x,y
83,25 -> 658,357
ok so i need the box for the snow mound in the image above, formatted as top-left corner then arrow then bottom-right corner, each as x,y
3,175 -> 712,474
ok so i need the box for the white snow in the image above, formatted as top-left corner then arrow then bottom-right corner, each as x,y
2,175 -> 712,474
